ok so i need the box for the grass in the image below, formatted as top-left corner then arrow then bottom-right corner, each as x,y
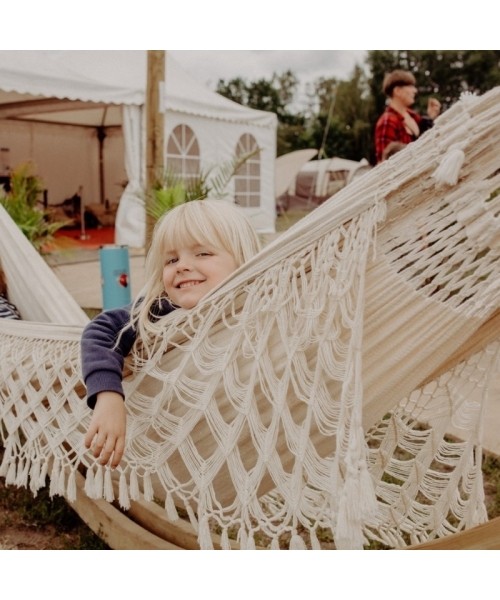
482,452 -> 500,519
0,449 -> 109,550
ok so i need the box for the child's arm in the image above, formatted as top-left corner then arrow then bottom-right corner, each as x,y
81,305 -> 135,467
80,299 -> 176,467
81,305 -> 136,409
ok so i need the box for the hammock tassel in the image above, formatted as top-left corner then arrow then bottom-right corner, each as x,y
432,146 -> 465,186
29,459 -> 42,495
309,527 -> 321,550
5,459 -> 16,485
334,463 -> 375,549
67,469 -> 77,503
164,491 -> 179,522
129,469 -> 140,501
143,472 -> 153,502
198,516 -> 214,550
49,459 -> 61,497
39,460 -> 49,489
118,471 -> 130,510
104,468 -> 115,502
268,536 -> 279,550
14,459 -> 24,487
57,464 -> 66,496
245,533 -> 256,550
290,533 -> 307,550
17,458 -> 29,488
84,466 -> 95,498
94,465 -> 104,499
237,527 -> 248,550
220,528 -> 231,550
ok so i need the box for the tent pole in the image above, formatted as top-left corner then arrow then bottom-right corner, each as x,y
145,50 -> 165,251
97,124 -> 106,205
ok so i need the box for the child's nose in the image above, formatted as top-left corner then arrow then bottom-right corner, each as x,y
176,256 -> 192,271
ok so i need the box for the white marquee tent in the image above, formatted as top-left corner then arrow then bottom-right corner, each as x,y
0,50 -> 278,245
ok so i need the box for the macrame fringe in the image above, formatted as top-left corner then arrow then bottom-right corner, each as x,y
164,491 -> 179,522
143,472 -> 153,502
16,458 -> 29,488
93,465 -> 104,498
334,452 -> 378,550
129,469 -> 140,500
198,516 -> 214,550
66,469 -> 77,503
49,460 -> 61,497
6,459 -> 16,486
104,468 -> 114,502
29,460 -> 41,495
118,471 -> 130,510
309,527 -> 321,550
220,528 -> 231,550
84,465 -> 95,498
57,464 -> 66,496
290,533 -> 308,550
245,533 -> 256,550
432,146 -> 465,186
270,537 -> 280,550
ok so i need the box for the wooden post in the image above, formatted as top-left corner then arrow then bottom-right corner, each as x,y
145,50 -> 165,251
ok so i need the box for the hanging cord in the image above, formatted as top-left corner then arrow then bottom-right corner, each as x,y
318,86 -> 337,159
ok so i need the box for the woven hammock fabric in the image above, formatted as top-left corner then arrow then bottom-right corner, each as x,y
1,87 -> 500,549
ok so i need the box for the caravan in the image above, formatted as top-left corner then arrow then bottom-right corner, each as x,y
277,156 -> 371,212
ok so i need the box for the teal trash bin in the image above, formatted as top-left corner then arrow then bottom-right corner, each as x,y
99,245 -> 132,310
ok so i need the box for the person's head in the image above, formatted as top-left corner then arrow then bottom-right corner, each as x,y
383,69 -> 417,107
143,199 -> 261,310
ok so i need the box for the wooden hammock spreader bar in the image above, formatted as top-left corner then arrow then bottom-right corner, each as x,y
70,472 -> 182,550
409,517 -> 500,550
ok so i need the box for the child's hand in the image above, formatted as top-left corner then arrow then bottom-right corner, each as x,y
84,391 -> 126,468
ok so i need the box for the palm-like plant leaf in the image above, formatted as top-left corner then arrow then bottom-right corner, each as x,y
145,148 -> 260,221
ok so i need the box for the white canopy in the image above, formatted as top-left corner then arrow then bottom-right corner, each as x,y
0,50 -> 278,242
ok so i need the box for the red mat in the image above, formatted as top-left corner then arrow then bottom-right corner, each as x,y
52,227 -> 116,251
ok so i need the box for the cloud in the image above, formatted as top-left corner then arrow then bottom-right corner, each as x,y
170,50 -> 367,90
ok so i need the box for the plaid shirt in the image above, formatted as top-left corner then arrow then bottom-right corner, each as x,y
374,106 -> 422,163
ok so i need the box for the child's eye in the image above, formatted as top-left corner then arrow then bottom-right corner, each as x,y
165,257 -> 178,265
197,252 -> 212,257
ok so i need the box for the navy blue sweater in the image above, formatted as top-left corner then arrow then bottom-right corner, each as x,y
80,300 -> 176,409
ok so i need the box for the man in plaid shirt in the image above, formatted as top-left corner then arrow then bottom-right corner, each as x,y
374,69 -> 441,163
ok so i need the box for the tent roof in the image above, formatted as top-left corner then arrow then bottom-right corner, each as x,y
0,50 -> 276,128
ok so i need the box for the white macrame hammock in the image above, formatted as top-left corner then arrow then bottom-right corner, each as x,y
1,87 -> 499,550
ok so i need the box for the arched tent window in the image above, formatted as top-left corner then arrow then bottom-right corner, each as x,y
234,133 -> 260,208
166,124 -> 200,187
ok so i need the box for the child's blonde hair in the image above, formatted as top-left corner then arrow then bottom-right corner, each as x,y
130,199 -> 261,353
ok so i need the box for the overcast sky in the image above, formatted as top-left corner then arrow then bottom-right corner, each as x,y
169,50 -> 368,112
170,50 -> 367,89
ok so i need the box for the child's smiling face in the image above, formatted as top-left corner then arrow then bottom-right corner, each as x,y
162,244 -> 238,309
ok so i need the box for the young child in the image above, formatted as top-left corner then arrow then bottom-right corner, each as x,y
0,263 -> 21,320
81,199 -> 262,468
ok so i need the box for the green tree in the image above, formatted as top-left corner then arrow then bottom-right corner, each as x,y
368,50 -> 500,114
367,50 -> 500,162
306,66 -> 373,161
216,71 -> 304,156
217,51 -> 500,166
